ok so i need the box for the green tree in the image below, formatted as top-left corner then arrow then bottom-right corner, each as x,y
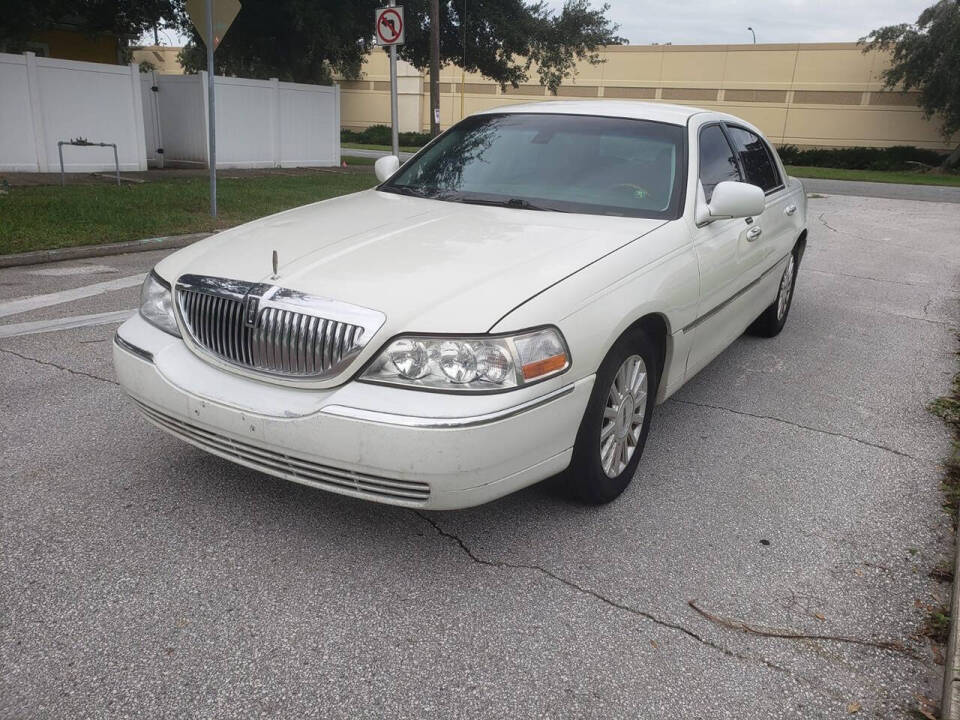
177,0 -> 377,84
177,0 -> 624,92
399,0 -> 625,93
0,0 -> 180,54
861,0 -> 960,168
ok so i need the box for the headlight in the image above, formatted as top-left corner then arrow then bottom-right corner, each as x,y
139,271 -> 180,337
361,327 -> 570,392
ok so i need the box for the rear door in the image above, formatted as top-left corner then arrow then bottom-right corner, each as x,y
724,124 -> 794,273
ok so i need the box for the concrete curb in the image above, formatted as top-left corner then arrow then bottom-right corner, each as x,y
0,232 -> 213,269
942,533 -> 960,719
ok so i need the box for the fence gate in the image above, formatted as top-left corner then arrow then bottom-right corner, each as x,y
140,71 -> 164,168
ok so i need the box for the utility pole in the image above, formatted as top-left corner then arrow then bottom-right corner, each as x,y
460,0 -> 466,120
429,0 -> 440,137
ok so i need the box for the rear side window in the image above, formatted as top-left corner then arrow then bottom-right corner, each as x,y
698,125 -> 742,203
726,126 -> 782,193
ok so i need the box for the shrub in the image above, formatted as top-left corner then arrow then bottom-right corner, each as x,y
341,125 -> 430,148
776,144 -> 947,171
361,124 -> 393,145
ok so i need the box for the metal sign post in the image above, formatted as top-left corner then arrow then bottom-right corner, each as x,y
185,0 -> 241,218
205,0 -> 217,217
375,4 -> 405,158
389,10 -> 399,158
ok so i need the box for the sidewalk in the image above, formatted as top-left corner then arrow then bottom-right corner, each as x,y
341,147 -> 416,162
802,177 -> 960,204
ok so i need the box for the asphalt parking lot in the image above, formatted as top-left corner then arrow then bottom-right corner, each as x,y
2,191 -> 959,718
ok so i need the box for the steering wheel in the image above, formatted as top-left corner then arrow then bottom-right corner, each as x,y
607,183 -> 653,201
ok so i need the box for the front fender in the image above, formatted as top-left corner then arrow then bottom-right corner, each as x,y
490,222 -> 699,403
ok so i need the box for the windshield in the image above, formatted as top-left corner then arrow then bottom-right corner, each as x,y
380,113 -> 686,219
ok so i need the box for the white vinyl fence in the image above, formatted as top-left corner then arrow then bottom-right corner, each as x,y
0,53 -> 341,173
0,52 -> 147,172
142,72 -> 341,169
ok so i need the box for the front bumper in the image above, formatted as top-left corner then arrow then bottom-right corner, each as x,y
113,314 -> 593,510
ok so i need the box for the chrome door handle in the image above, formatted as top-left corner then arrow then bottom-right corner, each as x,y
746,226 -> 763,241
785,204 -> 797,216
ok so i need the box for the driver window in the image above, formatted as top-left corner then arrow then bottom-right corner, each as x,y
699,125 -> 742,203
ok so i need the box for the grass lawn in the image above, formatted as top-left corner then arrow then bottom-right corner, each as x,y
0,172 -> 377,256
340,155 -> 377,166
785,165 -> 960,187
342,142 -> 423,153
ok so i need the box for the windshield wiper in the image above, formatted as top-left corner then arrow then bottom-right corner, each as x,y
446,195 -> 568,213
385,185 -> 437,199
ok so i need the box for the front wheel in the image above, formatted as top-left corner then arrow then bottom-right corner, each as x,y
564,329 -> 659,504
749,251 -> 797,338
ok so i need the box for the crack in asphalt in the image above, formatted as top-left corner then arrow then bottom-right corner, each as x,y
671,398 -> 932,464
806,267 -> 950,290
0,346 -> 118,386
814,212 -> 957,287
817,212 -> 839,233
885,312 -> 953,327
413,511 -> 790,668
413,510 -> 894,715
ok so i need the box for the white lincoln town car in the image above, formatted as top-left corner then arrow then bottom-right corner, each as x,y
114,101 -> 807,510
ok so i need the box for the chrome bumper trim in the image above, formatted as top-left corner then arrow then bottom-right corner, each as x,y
320,378 -> 590,429
114,332 -> 154,362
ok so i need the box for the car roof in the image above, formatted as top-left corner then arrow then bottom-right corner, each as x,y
476,99 -> 707,126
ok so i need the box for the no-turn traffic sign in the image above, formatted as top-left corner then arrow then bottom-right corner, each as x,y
375,6 -> 404,46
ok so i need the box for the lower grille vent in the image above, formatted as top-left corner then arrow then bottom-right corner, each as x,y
132,399 -> 431,504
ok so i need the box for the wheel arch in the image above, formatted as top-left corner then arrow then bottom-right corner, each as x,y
795,228 -> 808,263
618,312 -> 672,401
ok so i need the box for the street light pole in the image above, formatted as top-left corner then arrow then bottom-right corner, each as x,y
747,26 -> 756,44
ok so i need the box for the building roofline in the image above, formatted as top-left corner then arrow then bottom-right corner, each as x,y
603,41 -> 864,53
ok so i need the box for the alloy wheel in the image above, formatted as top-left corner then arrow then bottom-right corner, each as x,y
600,354 -> 648,478
777,255 -> 796,322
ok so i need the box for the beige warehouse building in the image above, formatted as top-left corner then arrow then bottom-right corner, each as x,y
340,42 -> 953,150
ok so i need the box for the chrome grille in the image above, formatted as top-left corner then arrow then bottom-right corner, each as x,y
132,398 -> 430,504
175,275 -> 385,380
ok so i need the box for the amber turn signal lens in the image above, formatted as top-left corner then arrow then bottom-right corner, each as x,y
521,353 -> 567,380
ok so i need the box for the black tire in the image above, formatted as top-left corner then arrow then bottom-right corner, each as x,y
748,249 -> 798,338
564,328 -> 659,505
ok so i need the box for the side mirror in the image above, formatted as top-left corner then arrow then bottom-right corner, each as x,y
706,181 -> 765,220
374,155 -> 401,183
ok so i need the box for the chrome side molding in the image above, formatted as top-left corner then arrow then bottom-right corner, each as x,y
113,332 -> 154,362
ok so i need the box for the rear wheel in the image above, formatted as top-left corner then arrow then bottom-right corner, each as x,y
748,251 -> 797,338
565,329 -> 659,504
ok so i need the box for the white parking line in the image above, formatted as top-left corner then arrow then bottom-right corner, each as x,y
0,309 -> 135,339
0,273 -> 145,319
28,264 -> 120,277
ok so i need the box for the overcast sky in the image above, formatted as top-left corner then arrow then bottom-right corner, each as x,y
544,0 -> 930,45
150,1 -> 931,48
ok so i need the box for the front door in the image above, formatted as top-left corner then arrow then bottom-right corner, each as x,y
685,123 -> 767,377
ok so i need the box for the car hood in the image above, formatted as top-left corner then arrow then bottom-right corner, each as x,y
156,189 -> 666,334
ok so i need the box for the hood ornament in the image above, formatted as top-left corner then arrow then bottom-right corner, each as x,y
271,250 -> 279,279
